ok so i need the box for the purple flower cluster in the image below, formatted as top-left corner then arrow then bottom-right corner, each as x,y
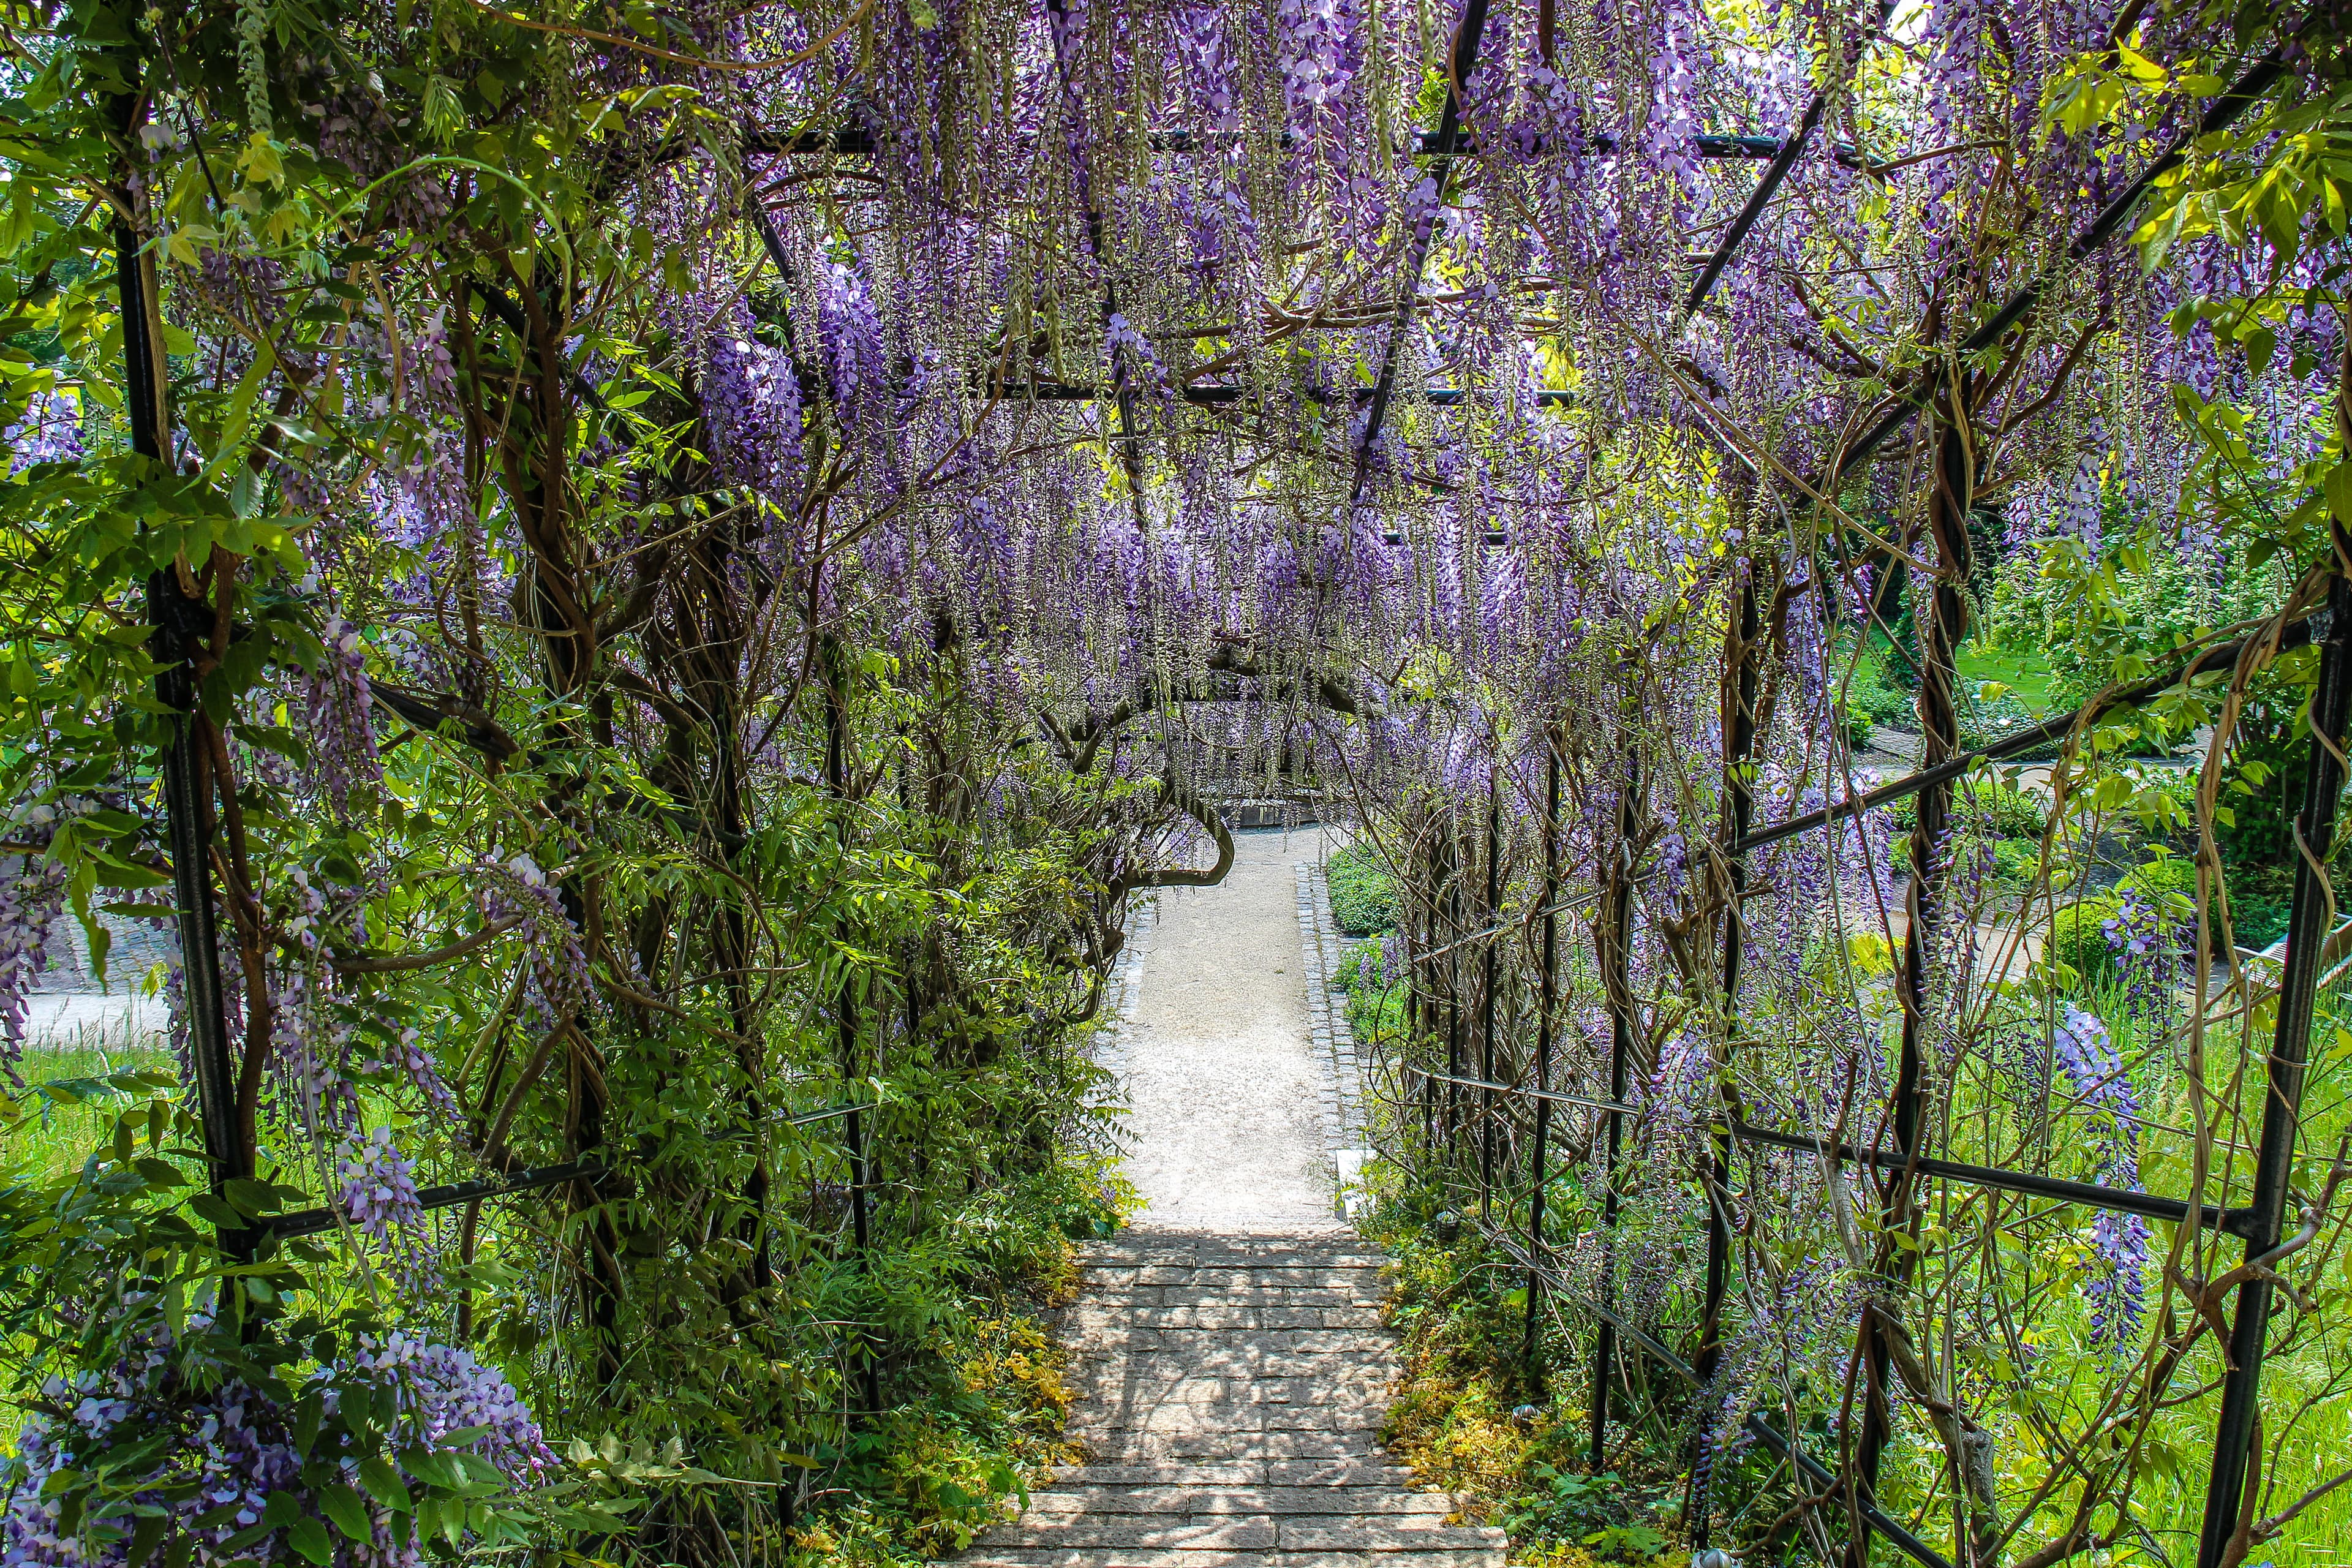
2,1327 -> 549,1567
2051,1005 -> 2149,1354
304,616 -> 383,823
1170,7 -> 1238,132
703,303 -> 805,501
0,847 -> 67,1077
336,1124 -> 424,1242
818,259 -> 889,443
3,389 -> 83,473
478,854 -> 590,1036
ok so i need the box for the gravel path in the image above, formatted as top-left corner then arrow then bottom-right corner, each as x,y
1117,827 -> 1345,1235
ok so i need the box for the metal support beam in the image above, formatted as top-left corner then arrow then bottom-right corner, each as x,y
2198,554 -> 2352,1567
107,61 -> 250,1261
1479,772 -> 1500,1216
1689,557 -> 1760,1545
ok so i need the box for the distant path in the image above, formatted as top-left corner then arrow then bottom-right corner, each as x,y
1117,827 -> 1343,1234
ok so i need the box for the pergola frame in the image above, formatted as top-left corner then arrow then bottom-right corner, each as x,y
126,6 -> 2332,1565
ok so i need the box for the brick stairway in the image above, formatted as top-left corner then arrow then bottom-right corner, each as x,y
959,1232 -> 1506,1568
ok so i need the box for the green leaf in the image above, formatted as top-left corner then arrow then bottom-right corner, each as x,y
283,1514 -> 333,1565
356,1457 -> 413,1513
317,1483 -> 371,1542
2324,462 -> 2352,526
126,1512 -> 167,1568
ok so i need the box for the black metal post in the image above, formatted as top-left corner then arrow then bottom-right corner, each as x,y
1480,772 -> 1500,1216
1523,739 -> 1561,1384
1445,824 -> 1464,1157
107,66 -> 249,1256
2197,554 -> 2352,1567
1591,754 -> 1638,1471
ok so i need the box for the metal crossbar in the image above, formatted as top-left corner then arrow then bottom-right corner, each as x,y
1406,1064 -> 1638,1118
1730,1120 -> 2253,1235
1733,614 -> 2313,856
255,1101 -> 874,1242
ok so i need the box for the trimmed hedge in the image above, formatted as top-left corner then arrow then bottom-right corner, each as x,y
1327,843 -> 1400,936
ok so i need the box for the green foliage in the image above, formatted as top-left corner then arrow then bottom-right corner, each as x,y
1363,1193 -> 1681,1566
1499,1468 -> 1670,1564
2047,897 -> 2120,986
1833,638 -> 1914,739
1956,778 -> 2049,840
1327,843 -> 1400,936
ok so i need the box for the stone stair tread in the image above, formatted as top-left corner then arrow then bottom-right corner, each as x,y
960,1553 -> 1500,1568
1082,1432 -> 1390,1460
1068,1335 -> 1392,1354
954,1231 -> 1494,1568
978,1523 -> 1496,1551
1048,1463 -> 1420,1488
1096,1289 -> 1389,1308
1069,1307 -> 1387,1330
1072,1389 -> 1392,1412
1028,1487 -> 1455,1515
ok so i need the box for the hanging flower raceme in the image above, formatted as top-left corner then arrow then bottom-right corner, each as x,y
478,855 -> 592,1038
2,388 -> 82,473
703,303 -> 806,504
2051,1004 -> 2150,1355
0,840 -> 68,1080
304,616 -> 383,823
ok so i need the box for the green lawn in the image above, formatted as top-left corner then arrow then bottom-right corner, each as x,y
8,1031 -> 176,1183
1958,641 -> 2059,715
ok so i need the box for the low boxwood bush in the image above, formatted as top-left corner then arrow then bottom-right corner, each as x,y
1327,843 -> 1400,935
2048,897 -> 2120,984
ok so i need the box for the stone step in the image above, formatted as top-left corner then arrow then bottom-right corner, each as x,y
1082,1410 -> 1392,1438
1085,1267 -> 1387,1290
1070,1380 -> 1392,1409
1089,1287 -> 1389,1308
1066,1328 -> 1394,1354
978,1521 -> 1499,1551
1068,1305 -> 1387,1332
1027,1487 -> 1455,1517
1080,1430 -> 1391,1461
1049,1463 -> 1421,1488
959,1553 -> 1501,1568
1073,1354 -> 1394,1381
1080,1238 -> 1387,1261
950,1231 -> 1488,1568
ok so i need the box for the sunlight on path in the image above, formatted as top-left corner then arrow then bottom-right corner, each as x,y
1117,827 -> 1345,1234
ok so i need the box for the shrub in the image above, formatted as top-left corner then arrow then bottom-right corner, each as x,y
1327,843 -> 1400,935
2048,897 -> 2120,984
1955,777 -> 2047,839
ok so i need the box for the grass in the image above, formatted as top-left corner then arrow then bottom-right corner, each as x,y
8,1024 -> 174,1182
1958,640 -> 2060,715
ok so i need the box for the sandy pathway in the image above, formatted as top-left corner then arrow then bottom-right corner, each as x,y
1118,828 -> 1343,1234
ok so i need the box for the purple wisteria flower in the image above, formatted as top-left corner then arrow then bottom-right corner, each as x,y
479,854 -> 590,1036
336,1123 -> 424,1242
304,615 -> 383,822
0,850 -> 68,1079
3,389 -> 83,473
2051,1004 -> 2149,1355
2,1322 -> 551,1566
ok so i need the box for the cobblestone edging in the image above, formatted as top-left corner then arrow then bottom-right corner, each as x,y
1295,862 -> 1372,1210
